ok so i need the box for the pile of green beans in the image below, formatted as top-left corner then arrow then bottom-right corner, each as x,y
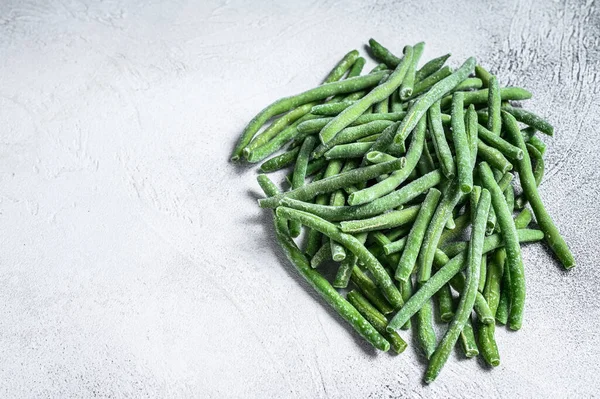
233,40 -> 575,384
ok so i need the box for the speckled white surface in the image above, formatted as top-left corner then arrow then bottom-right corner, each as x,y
1,0 -> 599,397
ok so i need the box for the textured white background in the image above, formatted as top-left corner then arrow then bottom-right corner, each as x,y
1,0 -> 599,397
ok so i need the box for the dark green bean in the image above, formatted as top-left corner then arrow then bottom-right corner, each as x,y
396,188 -> 441,281
297,112 -> 407,135
415,53 -> 451,81
477,140 -> 513,173
333,232 -> 367,288
416,294 -> 437,359
339,205 -> 421,234
474,65 -> 492,87
502,111 -> 574,269
436,284 -> 455,322
428,100 -> 455,178
324,142 -> 374,160
319,49 -> 414,145
479,161 -> 525,330
348,114 -> 428,206
260,147 -> 300,173
260,158 -> 405,208
503,104 -> 554,136
290,136 -> 318,236
311,101 -> 356,116
439,87 -> 532,110
452,92 -> 473,193
424,189 -> 490,383
487,76 -> 501,135
460,319 -> 480,358
478,124 -> 523,160
410,66 -> 453,98
368,38 -> 402,68
350,266 -> 395,315
393,57 -> 477,145
495,263 -> 511,325
477,321 -> 500,367
279,169 -> 442,221
347,290 -> 407,353
276,207 -> 404,308
314,120 -> 395,157
311,243 -> 332,268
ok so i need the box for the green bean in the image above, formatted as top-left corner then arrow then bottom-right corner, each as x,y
273,213 -> 390,351
290,136 -> 318,237
505,183 -> 515,214
393,57 -> 477,145
451,92 -> 473,193
365,121 -> 402,157
447,271 -> 495,325
386,225 -> 412,242
348,114 -> 428,206
333,232 -> 367,288
311,243 -> 332,268
474,65 -> 493,87
479,161 -> 525,330
410,66 -> 453,98
484,249 -> 505,315
257,174 -> 283,198
486,76 -> 501,137
368,38 -> 402,68
329,56 -> 367,102
324,142 -> 374,160
366,151 -> 397,164
400,42 -> 424,100
373,76 -> 390,114
477,320 -> 500,367
417,181 -> 462,284
260,147 -> 300,173
415,53 -> 451,81
387,228 -> 543,331
297,112 -> 406,135
450,77 -> 484,93
428,100 -> 455,178
339,205 -> 421,234
526,133 -> 547,156
477,124 -> 523,160
319,48 -> 414,145
460,319 -> 480,358
276,207 -> 404,307
350,266 -> 395,315
514,142 -> 545,210
416,293 -> 437,359
311,101 -> 356,116
395,188 -> 442,281
424,189 -> 490,383
439,87 -> 532,110
280,169 -> 442,221
503,104 -> 554,136
347,290 -> 407,353
479,254 -> 487,292
342,63 -> 391,103
232,66 -> 388,160
398,278 -> 413,330
439,213 -> 470,244
442,227 -> 543,258
260,158 -> 405,208
246,113 -> 321,163
495,263 -> 511,325
305,160 -> 343,256
314,120 -> 395,157
418,136 -> 436,174
502,111 -> 574,269
357,133 -> 381,143
330,192 -> 347,262
477,140 -> 513,173
436,284 -> 455,322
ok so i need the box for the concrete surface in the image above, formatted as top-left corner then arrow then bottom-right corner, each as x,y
1,0 -> 599,397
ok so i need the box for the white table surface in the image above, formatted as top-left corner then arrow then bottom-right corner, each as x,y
1,0 -> 599,397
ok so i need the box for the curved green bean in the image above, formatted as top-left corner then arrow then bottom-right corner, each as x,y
478,124 -> 523,160
502,111 -> 574,269
410,66 -> 453,99
276,207 -> 403,307
503,104 -> 554,136
415,53 -> 451,81
347,290 -> 407,353
314,120 -> 395,157
477,140 -> 513,173
339,205 -> 421,234
368,38 -> 402,68
428,100 -> 455,178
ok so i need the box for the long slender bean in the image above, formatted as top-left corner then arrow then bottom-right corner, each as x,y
428,100 -> 455,178
339,205 -> 421,234
396,188 -> 442,281
424,189 -> 490,383
474,65 -> 492,87
439,87 -> 532,110
333,232 -> 367,288
502,111 -> 574,269
416,294 -> 437,359
276,207 -> 403,307
503,104 -> 554,136
477,140 -> 513,173
279,169 -> 442,221
415,53 -> 451,81
319,48 -> 414,145
297,112 -> 406,135
410,66 -> 453,98
260,147 -> 300,173
479,161 -> 525,330
393,57 -> 477,145
478,124 -> 523,160
369,38 -> 402,68
324,142 -> 374,160
290,136 -> 317,236
400,42 -> 424,100
477,321 -> 500,367
452,92 -> 473,193
350,266 -> 395,315
487,76 -> 501,135
347,290 -> 407,353
460,319 -> 480,358
436,284 -> 455,322
311,101 -> 356,116
314,120 -> 395,157
348,114 -> 428,206
260,158 -> 404,208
